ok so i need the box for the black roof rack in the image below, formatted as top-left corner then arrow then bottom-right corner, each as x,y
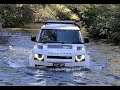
45,20 -> 76,24
39,20 -> 80,28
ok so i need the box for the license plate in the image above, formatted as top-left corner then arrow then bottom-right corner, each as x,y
53,63 -> 65,67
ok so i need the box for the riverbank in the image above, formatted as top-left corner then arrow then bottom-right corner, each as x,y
0,23 -> 42,31
0,28 -> 39,31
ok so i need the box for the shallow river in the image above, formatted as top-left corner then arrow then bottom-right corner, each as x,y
0,29 -> 120,86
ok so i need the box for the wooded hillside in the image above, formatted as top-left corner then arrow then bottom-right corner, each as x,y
0,4 -> 120,44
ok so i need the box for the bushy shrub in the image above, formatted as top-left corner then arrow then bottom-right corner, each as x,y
56,11 -> 70,20
0,4 -> 34,27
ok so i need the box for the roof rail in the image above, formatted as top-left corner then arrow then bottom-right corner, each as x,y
40,20 -> 81,28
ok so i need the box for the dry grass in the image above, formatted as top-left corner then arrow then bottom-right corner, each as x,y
107,57 -> 120,71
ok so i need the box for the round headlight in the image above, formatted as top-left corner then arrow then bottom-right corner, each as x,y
75,55 -> 85,62
34,54 -> 44,61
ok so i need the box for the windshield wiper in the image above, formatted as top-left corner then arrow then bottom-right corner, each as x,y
40,41 -> 83,44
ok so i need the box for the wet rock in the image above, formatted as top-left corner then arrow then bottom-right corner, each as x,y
0,79 -> 3,81
113,76 -> 120,80
25,72 -> 35,76
0,36 -> 9,45
58,82 -> 67,86
0,46 -> 9,52
80,68 -> 91,72
75,82 -> 87,85
36,79 -> 43,82
105,74 -> 114,77
105,74 -> 120,80
3,82 -> 13,85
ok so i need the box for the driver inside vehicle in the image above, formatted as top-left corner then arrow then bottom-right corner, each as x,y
41,30 -> 57,42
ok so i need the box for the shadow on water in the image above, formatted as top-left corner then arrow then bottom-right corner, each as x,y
0,36 -> 9,45
0,29 -> 39,49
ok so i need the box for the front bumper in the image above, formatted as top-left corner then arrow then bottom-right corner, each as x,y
29,54 -> 90,68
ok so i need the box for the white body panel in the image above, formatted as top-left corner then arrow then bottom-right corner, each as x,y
29,43 -> 90,68
41,24 -> 80,30
29,20 -> 90,68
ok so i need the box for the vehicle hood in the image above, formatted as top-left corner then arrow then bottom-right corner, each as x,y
33,43 -> 86,56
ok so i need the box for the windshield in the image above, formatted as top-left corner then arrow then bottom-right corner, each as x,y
38,29 -> 82,44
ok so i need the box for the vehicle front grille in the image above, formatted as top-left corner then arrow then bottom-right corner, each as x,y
47,56 -> 72,59
47,45 -> 72,49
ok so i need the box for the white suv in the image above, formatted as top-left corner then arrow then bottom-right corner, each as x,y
29,20 -> 90,68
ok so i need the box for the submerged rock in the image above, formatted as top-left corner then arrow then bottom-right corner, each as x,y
0,46 -> 9,52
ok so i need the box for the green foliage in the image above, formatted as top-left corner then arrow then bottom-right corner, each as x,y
0,4 -> 34,27
20,5 -> 35,24
67,4 -> 120,43
79,4 -> 120,43
0,4 -> 120,44
56,11 -> 70,20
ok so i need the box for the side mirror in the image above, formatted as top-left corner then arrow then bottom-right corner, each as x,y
31,36 -> 36,42
84,38 -> 89,43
